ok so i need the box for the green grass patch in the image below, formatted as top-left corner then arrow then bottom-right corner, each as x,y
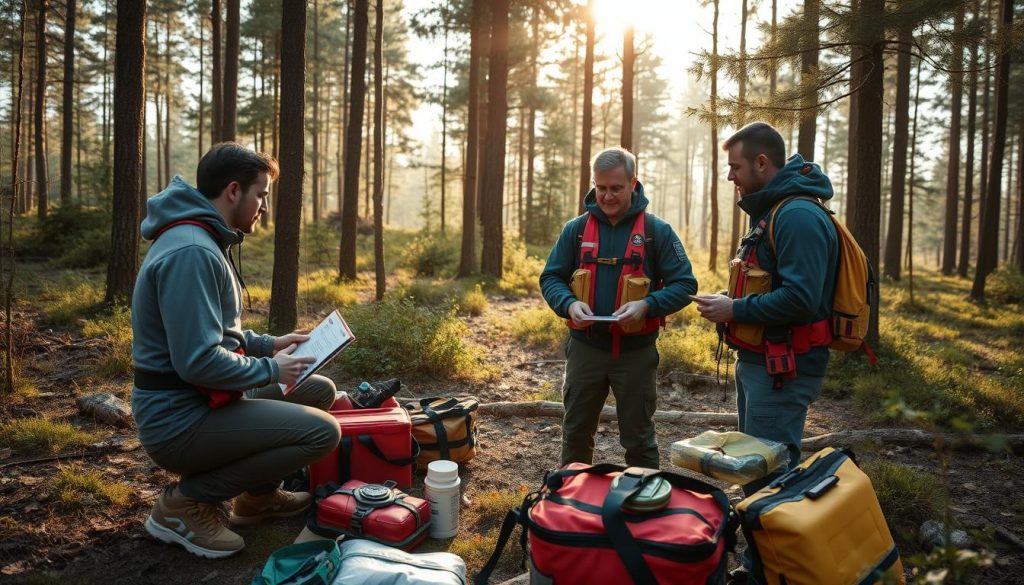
50,463 -> 131,510
40,279 -> 105,327
0,418 -> 103,455
454,487 -> 531,577
509,307 -> 566,352
657,317 -> 721,376
458,283 -> 489,317
528,381 -> 562,402
497,240 -> 544,297
338,299 -> 492,381
1,361 -> 41,397
82,305 -> 133,378
861,460 -> 946,538
299,270 -> 359,310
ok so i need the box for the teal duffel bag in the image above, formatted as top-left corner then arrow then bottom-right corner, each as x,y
252,539 -> 342,585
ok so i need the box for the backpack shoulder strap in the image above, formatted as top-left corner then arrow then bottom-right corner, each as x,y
573,212 -> 590,266
766,195 -> 829,254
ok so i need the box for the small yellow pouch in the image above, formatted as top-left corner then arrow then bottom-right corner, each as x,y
728,261 -> 771,346
618,275 -> 650,333
569,268 -> 591,304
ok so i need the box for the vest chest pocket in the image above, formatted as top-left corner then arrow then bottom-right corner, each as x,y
619,275 -> 651,333
728,260 -> 771,346
570,268 -> 592,304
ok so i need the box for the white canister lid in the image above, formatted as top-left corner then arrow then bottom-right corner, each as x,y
426,459 -> 459,483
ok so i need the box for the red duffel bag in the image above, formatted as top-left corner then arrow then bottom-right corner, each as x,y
306,480 -> 431,551
475,463 -> 736,585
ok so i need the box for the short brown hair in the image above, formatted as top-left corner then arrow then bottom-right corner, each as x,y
723,122 -> 786,170
196,142 -> 279,199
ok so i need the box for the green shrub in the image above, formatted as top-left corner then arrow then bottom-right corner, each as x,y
20,205 -> 110,267
459,284 -> 488,316
299,270 -> 359,309
0,418 -> 103,455
657,320 -> 721,376
399,233 -> 458,277
40,280 -> 105,326
497,240 -> 544,297
339,299 -> 490,381
509,307 -> 565,352
82,305 -> 133,378
50,463 -> 131,509
391,279 -> 457,307
988,267 -> 1024,303
861,460 -> 946,536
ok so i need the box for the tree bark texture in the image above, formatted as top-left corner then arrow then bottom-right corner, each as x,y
34,0 -> 48,219
211,0 -> 222,145
373,0 -> 385,300
339,0 -> 368,280
849,0 -> 883,348
797,0 -> 818,160
60,0 -> 75,203
942,6 -> 965,275
883,17 -> 911,281
268,1 -> 306,334
458,0 -> 485,277
620,24 -> 633,153
480,0 -> 510,278
959,6 -> 979,279
104,0 -> 146,305
971,0 -> 1012,300
577,0 -> 595,215
221,0 -> 239,141
1015,132 -> 1023,272
708,0 -> 720,272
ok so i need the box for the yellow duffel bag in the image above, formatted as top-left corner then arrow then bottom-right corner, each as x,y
403,396 -> 479,465
736,447 -> 905,585
670,431 -> 789,485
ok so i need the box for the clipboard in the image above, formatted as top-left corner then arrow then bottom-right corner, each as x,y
279,309 -> 355,394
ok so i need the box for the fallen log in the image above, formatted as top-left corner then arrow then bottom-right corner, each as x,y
800,429 -> 1024,455
478,400 -> 737,426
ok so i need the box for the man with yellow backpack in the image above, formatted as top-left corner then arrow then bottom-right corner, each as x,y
693,122 -> 874,585
540,147 -> 698,469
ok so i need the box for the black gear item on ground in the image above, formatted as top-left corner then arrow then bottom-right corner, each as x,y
350,378 -> 402,409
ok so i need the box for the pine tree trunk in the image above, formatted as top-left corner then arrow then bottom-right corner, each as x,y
60,0 -> 74,203
708,0 -> 719,272
373,0 -> 385,300
971,0 -> 1012,299
907,56 -> 922,302
942,6 -> 965,275
163,12 -> 171,186
269,2 -> 305,334
338,0 -> 351,215
1015,132 -> 1023,272
959,2 -> 980,278
34,0 -> 48,219
480,0 -> 509,278
883,15 -> 911,281
222,0 -> 239,141
577,0 -> 595,215
731,0 -> 749,256
797,0 -> 818,160
844,2 -> 861,223
198,9 -> 205,159
849,0 -> 884,347
339,0 -> 368,280
620,24 -> 634,153
979,0 -> 992,227
104,0 -> 145,305
211,0 -> 222,144
311,0 -> 320,224
458,0 -> 484,277
524,4 -> 539,243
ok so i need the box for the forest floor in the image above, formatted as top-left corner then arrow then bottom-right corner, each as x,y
2,240 -> 1024,584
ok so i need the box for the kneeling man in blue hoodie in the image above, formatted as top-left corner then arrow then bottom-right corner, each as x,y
131,143 -> 342,558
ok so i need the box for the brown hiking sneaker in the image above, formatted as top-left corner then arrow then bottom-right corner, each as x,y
145,486 -> 244,559
229,488 -> 312,526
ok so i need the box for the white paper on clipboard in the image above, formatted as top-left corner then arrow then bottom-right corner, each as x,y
279,309 -> 355,394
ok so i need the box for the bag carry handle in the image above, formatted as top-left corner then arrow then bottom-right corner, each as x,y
337,435 -> 421,483
601,468 -> 661,585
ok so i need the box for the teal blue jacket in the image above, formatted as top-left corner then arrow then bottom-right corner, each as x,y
540,182 -> 698,353
130,177 -> 280,446
731,155 -> 839,376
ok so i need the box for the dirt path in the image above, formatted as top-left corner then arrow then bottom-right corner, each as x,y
2,295 -> 1022,584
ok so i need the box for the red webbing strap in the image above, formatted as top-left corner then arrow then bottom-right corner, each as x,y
153,219 -> 243,409
579,214 -> 600,311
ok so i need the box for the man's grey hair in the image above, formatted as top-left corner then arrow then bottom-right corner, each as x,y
591,147 -> 637,180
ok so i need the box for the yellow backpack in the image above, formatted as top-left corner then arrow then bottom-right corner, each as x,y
768,196 -> 875,355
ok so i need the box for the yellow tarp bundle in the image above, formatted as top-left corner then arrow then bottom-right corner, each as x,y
670,431 -> 789,485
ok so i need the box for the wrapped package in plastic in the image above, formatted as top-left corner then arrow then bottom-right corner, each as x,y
670,431 -> 789,485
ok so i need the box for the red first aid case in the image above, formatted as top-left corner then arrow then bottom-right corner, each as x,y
307,480 -> 431,551
309,397 -> 418,489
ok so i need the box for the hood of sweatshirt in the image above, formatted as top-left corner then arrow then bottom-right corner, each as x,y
140,175 -> 241,247
737,154 -> 834,220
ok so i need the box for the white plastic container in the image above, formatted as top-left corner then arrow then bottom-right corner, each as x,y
424,459 -> 461,539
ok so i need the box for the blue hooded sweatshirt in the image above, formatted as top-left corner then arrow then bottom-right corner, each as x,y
731,154 -> 839,376
539,181 -> 698,353
131,176 -> 279,447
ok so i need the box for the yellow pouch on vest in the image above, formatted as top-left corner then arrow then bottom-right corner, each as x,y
570,268 -> 591,305
618,275 -> 650,334
728,259 -> 771,346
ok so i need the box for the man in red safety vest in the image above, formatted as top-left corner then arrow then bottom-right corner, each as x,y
540,147 -> 698,469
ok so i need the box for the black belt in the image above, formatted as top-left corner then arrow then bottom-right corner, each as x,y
133,368 -> 197,391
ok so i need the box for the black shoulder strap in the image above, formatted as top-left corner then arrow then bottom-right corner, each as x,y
573,212 -> 589,265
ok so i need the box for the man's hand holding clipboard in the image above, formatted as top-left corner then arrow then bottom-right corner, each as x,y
277,310 -> 355,394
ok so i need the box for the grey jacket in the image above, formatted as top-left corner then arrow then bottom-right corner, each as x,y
130,176 -> 279,446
